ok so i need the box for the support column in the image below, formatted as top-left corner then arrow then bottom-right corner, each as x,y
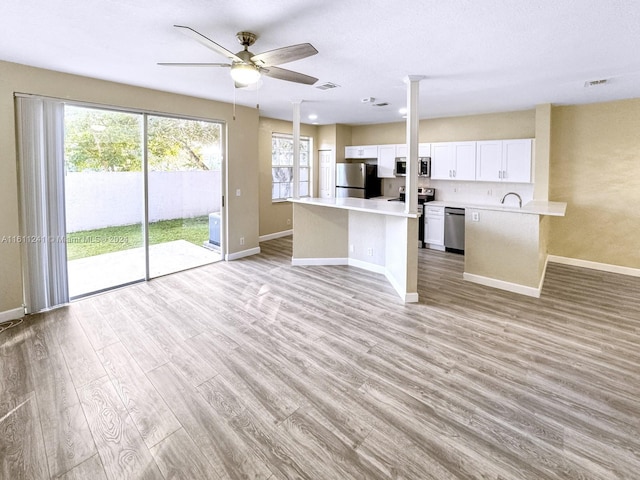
292,100 -> 302,199
404,75 -> 425,214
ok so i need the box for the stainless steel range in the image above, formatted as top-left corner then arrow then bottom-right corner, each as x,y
388,187 -> 436,247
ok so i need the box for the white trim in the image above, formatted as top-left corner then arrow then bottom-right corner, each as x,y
385,271 -> 419,303
463,272 -> 542,298
291,257 -> 348,266
291,256 -> 418,303
0,307 -> 24,322
547,255 -> 640,277
226,247 -> 261,261
403,292 -> 420,303
424,243 -> 445,252
349,258 -> 386,275
259,230 -> 293,242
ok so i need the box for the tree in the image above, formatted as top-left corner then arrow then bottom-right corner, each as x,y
65,107 -> 142,172
147,116 -> 221,171
64,106 -> 222,172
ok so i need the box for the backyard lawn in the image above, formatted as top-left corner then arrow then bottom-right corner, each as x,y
66,216 -> 209,260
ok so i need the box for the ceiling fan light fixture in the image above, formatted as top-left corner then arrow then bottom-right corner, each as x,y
230,63 -> 261,85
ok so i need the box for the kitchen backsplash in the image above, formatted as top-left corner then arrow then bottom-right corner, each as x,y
382,178 -> 534,205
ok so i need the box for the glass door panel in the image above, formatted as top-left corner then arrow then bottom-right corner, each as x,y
146,115 -> 223,278
64,106 -> 145,298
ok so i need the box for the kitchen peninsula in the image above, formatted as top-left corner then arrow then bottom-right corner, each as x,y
290,195 -> 567,300
289,197 -> 420,302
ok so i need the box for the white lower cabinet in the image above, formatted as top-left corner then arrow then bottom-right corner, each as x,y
424,205 -> 445,249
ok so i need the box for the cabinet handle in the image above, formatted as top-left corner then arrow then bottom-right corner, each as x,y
453,170 -> 456,178
502,170 -> 507,179
498,170 -> 502,179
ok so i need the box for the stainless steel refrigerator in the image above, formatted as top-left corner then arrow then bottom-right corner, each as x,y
335,163 -> 381,198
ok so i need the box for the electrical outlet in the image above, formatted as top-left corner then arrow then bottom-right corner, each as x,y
472,212 -> 479,222
367,248 -> 373,256
239,236 -> 245,246
286,218 -> 291,226
453,187 -> 458,193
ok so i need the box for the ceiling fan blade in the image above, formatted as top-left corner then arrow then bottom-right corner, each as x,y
157,62 -> 231,67
251,43 -> 318,67
174,25 -> 243,62
261,66 -> 318,85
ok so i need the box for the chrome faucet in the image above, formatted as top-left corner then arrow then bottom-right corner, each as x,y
501,192 -> 522,208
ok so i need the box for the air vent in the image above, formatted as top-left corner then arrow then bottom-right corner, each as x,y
584,78 -> 609,87
373,102 -> 389,107
316,82 -> 339,90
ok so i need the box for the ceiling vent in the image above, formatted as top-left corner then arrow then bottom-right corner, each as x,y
316,82 -> 339,90
584,78 -> 609,87
373,102 -> 389,107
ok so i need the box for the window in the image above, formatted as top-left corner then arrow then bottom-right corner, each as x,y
271,133 -> 311,201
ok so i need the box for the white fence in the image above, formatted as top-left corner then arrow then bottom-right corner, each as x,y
65,171 -> 221,232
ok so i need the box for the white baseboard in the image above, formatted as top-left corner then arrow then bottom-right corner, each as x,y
291,256 -> 419,303
349,258 -> 386,275
226,246 -> 261,261
384,271 -> 419,303
463,272 -> 542,298
291,257 -> 348,266
259,230 -> 293,242
0,307 -> 24,322
547,255 -> 640,277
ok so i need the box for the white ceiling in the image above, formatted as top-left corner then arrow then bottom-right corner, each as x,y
2,0 -> 640,125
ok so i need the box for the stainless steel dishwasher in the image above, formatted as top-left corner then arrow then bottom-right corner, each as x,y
444,207 -> 465,253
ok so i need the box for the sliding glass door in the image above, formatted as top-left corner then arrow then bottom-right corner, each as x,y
64,106 -> 145,298
147,115 -> 223,278
62,106 -> 223,299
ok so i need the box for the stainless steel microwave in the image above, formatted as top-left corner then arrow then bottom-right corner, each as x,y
395,157 -> 431,177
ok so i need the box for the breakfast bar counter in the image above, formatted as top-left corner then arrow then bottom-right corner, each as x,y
289,197 -> 420,302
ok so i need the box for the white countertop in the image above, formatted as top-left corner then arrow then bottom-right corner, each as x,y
289,196 -> 419,218
426,200 -> 567,216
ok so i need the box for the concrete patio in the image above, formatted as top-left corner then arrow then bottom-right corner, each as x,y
68,239 -> 221,298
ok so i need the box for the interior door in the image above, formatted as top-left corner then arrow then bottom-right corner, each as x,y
319,150 -> 334,198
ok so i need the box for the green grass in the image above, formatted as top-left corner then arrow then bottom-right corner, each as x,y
66,216 -> 210,261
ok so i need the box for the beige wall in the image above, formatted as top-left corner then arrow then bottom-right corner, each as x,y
351,109 -> 536,145
0,60 -> 259,314
549,99 -> 640,268
258,117 -> 318,237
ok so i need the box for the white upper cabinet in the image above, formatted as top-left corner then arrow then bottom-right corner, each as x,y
475,140 -> 503,182
377,144 -> 396,178
431,141 -> 476,180
476,139 -> 532,183
345,145 -> 378,159
419,143 -> 431,157
394,143 -> 430,158
502,139 -> 532,183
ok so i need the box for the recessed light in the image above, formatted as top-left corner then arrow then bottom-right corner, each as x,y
399,107 -> 408,114
308,114 -> 318,120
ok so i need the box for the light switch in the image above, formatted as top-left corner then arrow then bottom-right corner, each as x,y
236,189 -> 241,196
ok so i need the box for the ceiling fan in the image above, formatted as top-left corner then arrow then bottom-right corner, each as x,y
159,25 -> 319,87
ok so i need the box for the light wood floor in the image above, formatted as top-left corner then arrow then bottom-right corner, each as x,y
2,236 -> 640,479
